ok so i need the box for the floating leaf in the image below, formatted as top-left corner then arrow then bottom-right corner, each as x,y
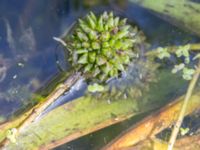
88,83 -> 105,93
182,67 -> 195,80
180,127 -> 190,136
6,128 -> 18,144
157,47 -> 170,59
171,63 -> 185,74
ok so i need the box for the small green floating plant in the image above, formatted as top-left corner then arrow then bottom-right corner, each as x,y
61,11 -> 146,92
156,44 -> 197,80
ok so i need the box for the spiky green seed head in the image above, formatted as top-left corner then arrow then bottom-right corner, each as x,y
66,11 -> 145,83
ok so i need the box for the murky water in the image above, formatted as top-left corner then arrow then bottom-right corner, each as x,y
0,0 -> 200,149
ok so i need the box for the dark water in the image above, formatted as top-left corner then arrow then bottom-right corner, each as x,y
0,0 -> 199,149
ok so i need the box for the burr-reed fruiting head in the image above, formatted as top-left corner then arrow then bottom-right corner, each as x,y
65,11 -> 145,83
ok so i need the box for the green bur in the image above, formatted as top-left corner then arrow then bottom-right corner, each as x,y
65,11 -> 145,83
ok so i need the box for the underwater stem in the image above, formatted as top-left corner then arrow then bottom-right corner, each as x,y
1,72 -> 81,148
168,61 -> 200,150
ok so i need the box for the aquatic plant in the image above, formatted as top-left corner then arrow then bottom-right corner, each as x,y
150,43 -> 200,150
64,11 -> 145,83
155,44 -> 197,80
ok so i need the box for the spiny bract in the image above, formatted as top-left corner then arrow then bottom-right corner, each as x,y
66,11 -> 145,83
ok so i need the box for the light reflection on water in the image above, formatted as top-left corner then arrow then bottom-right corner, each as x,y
0,0 -> 86,117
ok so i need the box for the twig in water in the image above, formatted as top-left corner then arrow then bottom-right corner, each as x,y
168,61 -> 200,150
1,72 -> 81,148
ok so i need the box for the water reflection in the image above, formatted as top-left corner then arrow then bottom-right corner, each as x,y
0,0 -> 82,117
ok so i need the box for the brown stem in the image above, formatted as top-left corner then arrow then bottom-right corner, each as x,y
1,72 -> 81,148
168,61 -> 200,150
102,91 -> 200,150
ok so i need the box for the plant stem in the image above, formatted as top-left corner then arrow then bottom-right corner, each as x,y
1,72 -> 81,148
168,61 -> 200,150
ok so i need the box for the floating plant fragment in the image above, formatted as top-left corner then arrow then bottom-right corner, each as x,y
182,67 -> 195,80
155,44 -> 199,80
156,47 -> 170,59
88,83 -> 105,93
171,63 -> 185,74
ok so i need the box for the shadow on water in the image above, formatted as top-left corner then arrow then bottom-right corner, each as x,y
0,0 -> 200,149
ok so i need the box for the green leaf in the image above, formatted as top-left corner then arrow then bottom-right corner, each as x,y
171,63 -> 185,74
182,67 -> 195,80
180,127 -> 190,136
175,44 -> 190,58
88,83 -> 105,93
6,128 -> 17,144
157,47 -> 170,59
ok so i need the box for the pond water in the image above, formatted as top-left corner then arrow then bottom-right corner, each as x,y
0,0 -> 200,149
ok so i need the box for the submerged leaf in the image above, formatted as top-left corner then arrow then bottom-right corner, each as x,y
88,83 -> 105,93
